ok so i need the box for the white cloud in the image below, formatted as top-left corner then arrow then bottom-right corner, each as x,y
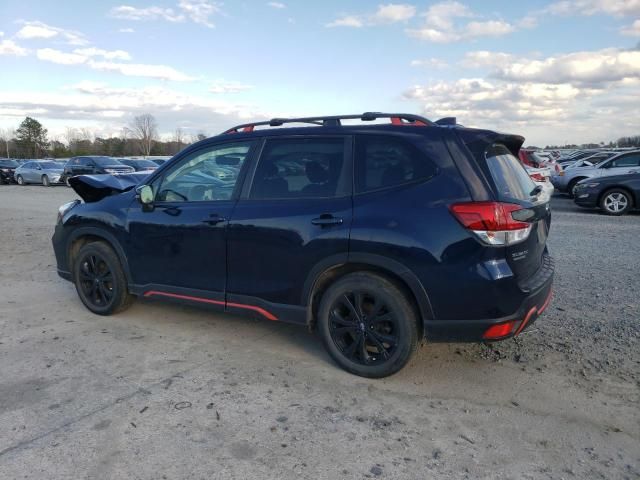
209,81 -> 254,93
87,60 -> 196,81
406,1 -> 514,43
621,19 -> 640,36
110,5 -> 184,22
110,1 -> 222,28
178,0 -> 222,27
410,58 -> 448,69
545,0 -> 640,17
267,2 -> 286,8
492,48 -> 640,85
403,46 -> 640,145
37,48 -> 87,65
74,47 -> 132,61
0,39 -> 29,56
0,82 -> 267,138
15,21 -> 88,45
119,27 -> 135,33
327,3 -> 416,28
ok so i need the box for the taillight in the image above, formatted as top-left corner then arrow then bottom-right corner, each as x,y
529,173 -> 546,182
450,202 -> 533,246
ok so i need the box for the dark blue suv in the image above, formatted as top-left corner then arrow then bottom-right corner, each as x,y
52,113 -> 554,377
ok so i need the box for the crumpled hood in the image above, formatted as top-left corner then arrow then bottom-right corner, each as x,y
69,173 -> 149,202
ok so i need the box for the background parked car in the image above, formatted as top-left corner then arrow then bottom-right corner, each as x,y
0,159 -> 19,184
574,172 -> 640,215
14,160 -> 64,186
119,158 -> 159,172
62,156 -> 135,186
551,150 -> 640,197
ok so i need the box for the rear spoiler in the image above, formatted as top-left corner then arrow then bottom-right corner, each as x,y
455,129 -> 525,159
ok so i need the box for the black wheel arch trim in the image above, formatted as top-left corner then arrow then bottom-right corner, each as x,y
66,227 -> 133,285
302,252 -> 435,330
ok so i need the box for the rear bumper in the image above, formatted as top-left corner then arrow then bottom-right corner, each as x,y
424,267 -> 554,342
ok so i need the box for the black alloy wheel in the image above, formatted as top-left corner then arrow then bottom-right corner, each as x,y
318,272 -> 418,378
73,241 -> 134,315
329,291 -> 399,366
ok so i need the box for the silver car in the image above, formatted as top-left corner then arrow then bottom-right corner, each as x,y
14,160 -> 65,186
551,150 -> 640,197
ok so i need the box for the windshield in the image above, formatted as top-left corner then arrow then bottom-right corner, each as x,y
134,159 -> 158,168
0,160 -> 19,167
92,157 -> 123,166
486,144 -> 537,201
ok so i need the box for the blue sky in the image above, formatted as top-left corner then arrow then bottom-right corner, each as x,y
0,0 -> 638,146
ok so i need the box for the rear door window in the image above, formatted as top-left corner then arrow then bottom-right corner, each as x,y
486,144 -> 537,202
249,137 -> 349,199
607,154 -> 640,168
355,135 -> 438,193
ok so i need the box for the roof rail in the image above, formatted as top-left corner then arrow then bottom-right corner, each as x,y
223,112 -> 434,134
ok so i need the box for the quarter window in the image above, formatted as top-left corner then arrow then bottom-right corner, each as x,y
249,138 -> 348,199
355,135 -> 438,193
156,141 -> 253,202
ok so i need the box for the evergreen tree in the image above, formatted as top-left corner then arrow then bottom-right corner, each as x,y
15,117 -> 49,158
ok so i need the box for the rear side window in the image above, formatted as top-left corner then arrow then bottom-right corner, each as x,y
250,137 -> 348,199
486,144 -> 537,201
607,154 -> 640,168
355,135 -> 438,193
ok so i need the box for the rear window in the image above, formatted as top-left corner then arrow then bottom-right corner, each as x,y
486,144 -> 536,201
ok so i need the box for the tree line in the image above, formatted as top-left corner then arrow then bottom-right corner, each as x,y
0,114 -> 207,159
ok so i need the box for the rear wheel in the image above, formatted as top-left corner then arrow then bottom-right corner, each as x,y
72,241 -> 134,315
317,272 -> 419,378
42,175 -> 50,187
600,189 -> 632,216
16,174 -> 25,186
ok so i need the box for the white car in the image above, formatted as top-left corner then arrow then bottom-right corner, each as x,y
525,166 -> 554,199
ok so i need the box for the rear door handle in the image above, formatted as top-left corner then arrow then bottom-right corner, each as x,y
311,214 -> 343,226
202,214 -> 226,226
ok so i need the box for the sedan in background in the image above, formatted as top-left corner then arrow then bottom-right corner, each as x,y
574,172 -> 640,215
119,158 -> 159,173
15,160 -> 65,186
0,159 -> 19,184
551,150 -> 640,197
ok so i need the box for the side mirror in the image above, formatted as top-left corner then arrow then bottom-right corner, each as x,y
137,185 -> 154,205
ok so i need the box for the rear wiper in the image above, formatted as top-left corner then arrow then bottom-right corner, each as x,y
530,185 -> 543,197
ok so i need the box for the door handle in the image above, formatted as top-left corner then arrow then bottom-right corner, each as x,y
202,214 -> 226,226
311,214 -> 343,226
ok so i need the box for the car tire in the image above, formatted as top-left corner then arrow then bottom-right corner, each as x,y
72,241 -> 134,315
42,175 -> 50,187
599,188 -> 632,216
65,176 -> 72,187
317,272 -> 419,378
16,174 -> 25,186
567,178 -> 586,198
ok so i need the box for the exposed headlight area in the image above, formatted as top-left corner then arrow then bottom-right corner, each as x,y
57,200 -> 80,224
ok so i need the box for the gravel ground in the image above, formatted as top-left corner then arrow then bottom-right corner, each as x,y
0,185 -> 638,480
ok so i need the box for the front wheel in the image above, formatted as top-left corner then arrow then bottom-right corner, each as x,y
72,241 -> 134,315
317,272 -> 419,378
42,175 -> 50,187
600,189 -> 632,216
16,175 -> 25,186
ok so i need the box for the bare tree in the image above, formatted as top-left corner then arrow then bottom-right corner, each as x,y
0,128 -> 14,158
130,114 -> 158,156
173,127 -> 184,145
64,127 -> 80,155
